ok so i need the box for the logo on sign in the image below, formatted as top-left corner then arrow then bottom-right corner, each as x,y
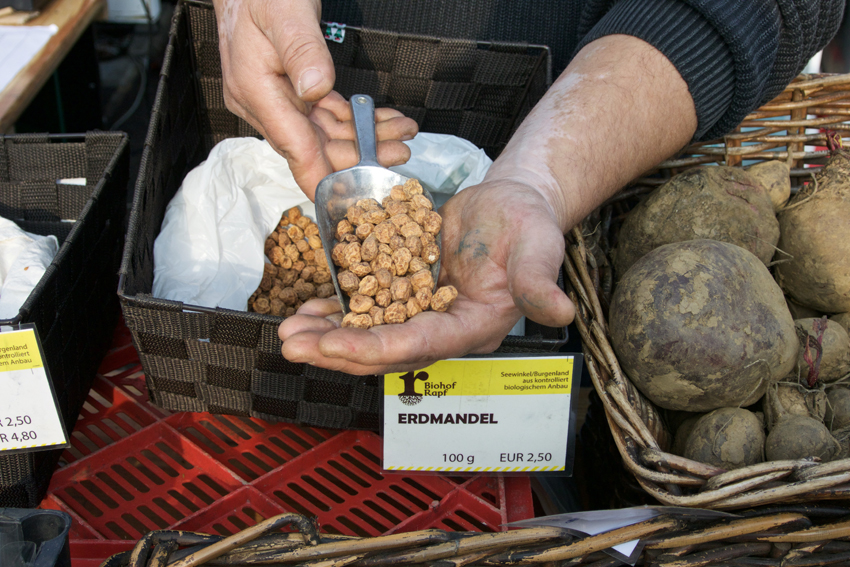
398,371 -> 429,406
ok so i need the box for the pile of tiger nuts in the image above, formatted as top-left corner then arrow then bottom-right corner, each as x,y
332,178 -> 458,329
248,207 -> 334,317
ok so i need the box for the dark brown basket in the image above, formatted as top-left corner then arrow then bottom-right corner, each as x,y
568,73 -> 850,510
103,507 -> 850,567
0,132 -> 130,507
117,0 -> 565,430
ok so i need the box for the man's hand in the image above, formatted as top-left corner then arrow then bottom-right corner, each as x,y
279,34 -> 698,374
212,0 -> 417,197
278,181 -> 574,375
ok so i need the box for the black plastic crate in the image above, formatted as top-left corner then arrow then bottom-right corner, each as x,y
0,132 -> 129,507
118,0 -> 564,430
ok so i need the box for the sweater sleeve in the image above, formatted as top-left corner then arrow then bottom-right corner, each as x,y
575,0 -> 845,141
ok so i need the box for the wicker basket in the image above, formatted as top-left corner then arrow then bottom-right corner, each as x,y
0,132 -> 129,507
102,507 -> 850,567
567,73 -> 850,510
118,0 -> 566,430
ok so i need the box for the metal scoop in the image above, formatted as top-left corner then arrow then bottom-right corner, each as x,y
316,94 -> 440,316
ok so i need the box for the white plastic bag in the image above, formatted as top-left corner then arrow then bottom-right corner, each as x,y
0,217 -> 59,319
153,137 -> 315,310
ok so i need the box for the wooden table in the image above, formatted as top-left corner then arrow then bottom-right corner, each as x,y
0,0 -> 106,133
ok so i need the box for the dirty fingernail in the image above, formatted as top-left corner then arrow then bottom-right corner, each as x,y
298,68 -> 324,97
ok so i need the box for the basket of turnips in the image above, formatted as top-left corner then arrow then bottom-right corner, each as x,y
567,73 -> 850,510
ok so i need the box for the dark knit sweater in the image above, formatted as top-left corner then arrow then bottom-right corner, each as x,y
322,0 -> 844,140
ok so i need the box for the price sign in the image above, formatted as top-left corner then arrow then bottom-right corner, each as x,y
0,326 -> 68,454
383,355 -> 582,473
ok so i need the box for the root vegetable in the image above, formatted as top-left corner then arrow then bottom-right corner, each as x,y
746,160 -> 791,211
765,415 -> 839,461
832,312 -> 850,334
610,239 -> 798,412
795,317 -> 850,384
684,408 -> 765,469
775,151 -> 850,312
613,166 -> 779,276
825,386 -> 850,431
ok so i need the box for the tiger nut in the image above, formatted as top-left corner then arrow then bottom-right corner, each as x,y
390,185 -> 407,201
302,249 -> 316,264
374,221 -> 397,244
342,312 -> 373,329
264,238 -> 276,254
385,200 -> 408,216
362,208 -> 388,225
332,242 -> 348,268
284,244 -> 300,262
279,287 -> 298,305
296,216 -> 311,230
287,207 -> 302,223
277,232 -> 292,247
361,235 -> 379,262
316,282 -> 335,298
349,294 -> 375,314
314,251 -> 329,269
400,222 -> 423,238
411,207 -> 428,225
336,219 -> 354,239
346,206 -> 365,225
411,194 -> 432,211
342,234 -> 360,243
375,288 -> 392,307
349,261 -> 372,278
301,266 -> 317,282
355,223 -> 374,240
338,270 -> 360,293
307,234 -> 323,249
295,238 -> 311,254
292,260 -> 306,273
410,269 -> 434,293
403,178 -> 424,197
409,257 -> 429,274
422,211 -> 442,235
431,285 -> 458,312
270,246 -> 286,266
254,296 -> 271,314
370,306 -> 385,326
384,302 -> 408,324
405,236 -> 423,257
304,224 -> 319,238
391,277 -> 412,302
390,213 -> 413,228
343,242 -> 362,265
374,268 -> 393,289
406,297 -> 423,318
260,274 -> 273,291
356,198 -> 381,210
372,253 -> 393,273
416,287 -> 432,311
294,280 -> 316,301
378,243 -> 393,256
270,298 -> 285,317
313,269 -> 332,284
280,269 -> 298,287
358,275 -> 379,296
422,243 -> 440,264
389,235 -> 405,251
287,225 -> 305,241
392,247 -> 412,276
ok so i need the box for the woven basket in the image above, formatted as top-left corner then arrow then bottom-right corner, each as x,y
102,507 -> 850,567
118,0 -> 566,431
0,132 -> 129,507
566,73 -> 850,510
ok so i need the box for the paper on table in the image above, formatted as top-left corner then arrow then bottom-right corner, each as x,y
0,25 -> 58,94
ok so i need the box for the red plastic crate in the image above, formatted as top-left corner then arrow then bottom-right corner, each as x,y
39,321 -> 534,566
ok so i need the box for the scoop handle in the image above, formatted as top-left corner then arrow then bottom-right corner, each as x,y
351,94 -> 380,167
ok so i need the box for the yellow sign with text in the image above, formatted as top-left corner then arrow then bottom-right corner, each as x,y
0,329 -> 43,372
385,356 -> 573,397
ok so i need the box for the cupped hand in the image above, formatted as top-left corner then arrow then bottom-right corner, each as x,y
278,180 -> 575,374
213,0 -> 417,198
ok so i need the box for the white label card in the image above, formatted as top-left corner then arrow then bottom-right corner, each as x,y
383,355 -> 579,472
0,327 -> 68,453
